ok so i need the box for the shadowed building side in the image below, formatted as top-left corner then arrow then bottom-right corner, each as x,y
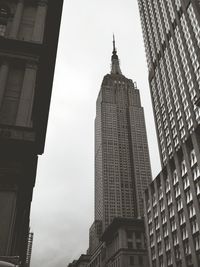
0,0 -> 63,265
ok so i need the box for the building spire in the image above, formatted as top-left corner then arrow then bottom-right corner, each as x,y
113,34 -> 116,54
111,35 -> 122,75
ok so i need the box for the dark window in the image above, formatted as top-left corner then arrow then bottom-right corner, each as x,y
135,232 -> 141,240
127,230 -> 133,239
128,241 -> 133,249
136,242 -> 142,249
139,256 -> 143,265
130,256 -> 134,265
0,5 -> 10,37
0,6 -> 9,16
0,24 -> 6,36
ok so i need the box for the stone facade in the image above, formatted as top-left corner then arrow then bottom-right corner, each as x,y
87,218 -> 148,267
0,0 -> 63,265
138,0 -> 200,266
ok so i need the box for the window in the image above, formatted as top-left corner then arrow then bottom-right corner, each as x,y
195,235 -> 200,250
136,242 -> 142,249
139,256 -> 143,265
128,241 -> 133,249
130,256 -> 134,266
190,149 -> 197,166
175,247 -> 180,260
181,161 -> 187,176
0,24 -> 6,36
135,232 -> 141,240
127,231 -> 133,239
0,5 -> 10,37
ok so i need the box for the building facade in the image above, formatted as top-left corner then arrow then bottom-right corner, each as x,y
138,0 -> 200,166
144,135 -> 200,267
138,0 -> 200,266
0,0 -> 63,265
88,220 -> 103,255
100,218 -> 148,267
87,218 -> 148,267
67,255 -> 91,267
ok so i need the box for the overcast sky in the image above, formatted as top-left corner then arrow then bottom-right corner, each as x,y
30,1 -> 161,266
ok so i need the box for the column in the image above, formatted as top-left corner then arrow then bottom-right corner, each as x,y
32,0 -> 48,43
0,61 -> 9,108
0,190 -> 17,256
9,0 -> 24,39
16,61 -> 37,128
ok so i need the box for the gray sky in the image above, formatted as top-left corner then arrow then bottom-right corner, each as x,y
30,1 -> 161,266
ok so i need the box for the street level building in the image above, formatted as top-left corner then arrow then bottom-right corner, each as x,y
0,0 -> 63,265
67,255 -> 91,267
138,0 -> 200,266
88,221 -> 103,255
87,218 -> 148,267
100,218 -> 148,267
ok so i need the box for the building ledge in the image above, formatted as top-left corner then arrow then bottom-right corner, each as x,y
101,217 -> 145,242
0,256 -> 20,266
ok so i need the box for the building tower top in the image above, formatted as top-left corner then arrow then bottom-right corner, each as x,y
111,35 -> 122,75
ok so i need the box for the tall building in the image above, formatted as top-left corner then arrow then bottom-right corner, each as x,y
0,0 -> 63,265
138,0 -> 200,167
91,38 -> 152,266
138,0 -> 200,266
95,37 -> 152,231
68,39 -> 152,267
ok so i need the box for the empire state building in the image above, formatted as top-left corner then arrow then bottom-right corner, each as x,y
95,37 -> 152,230
68,38 -> 151,267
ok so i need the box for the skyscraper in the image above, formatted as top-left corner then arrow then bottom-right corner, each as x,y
138,0 -> 200,266
138,0 -> 200,167
95,37 -> 152,230
0,0 -> 63,265
68,39 -> 152,267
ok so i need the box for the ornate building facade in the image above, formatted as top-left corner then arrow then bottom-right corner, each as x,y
0,0 -> 63,266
